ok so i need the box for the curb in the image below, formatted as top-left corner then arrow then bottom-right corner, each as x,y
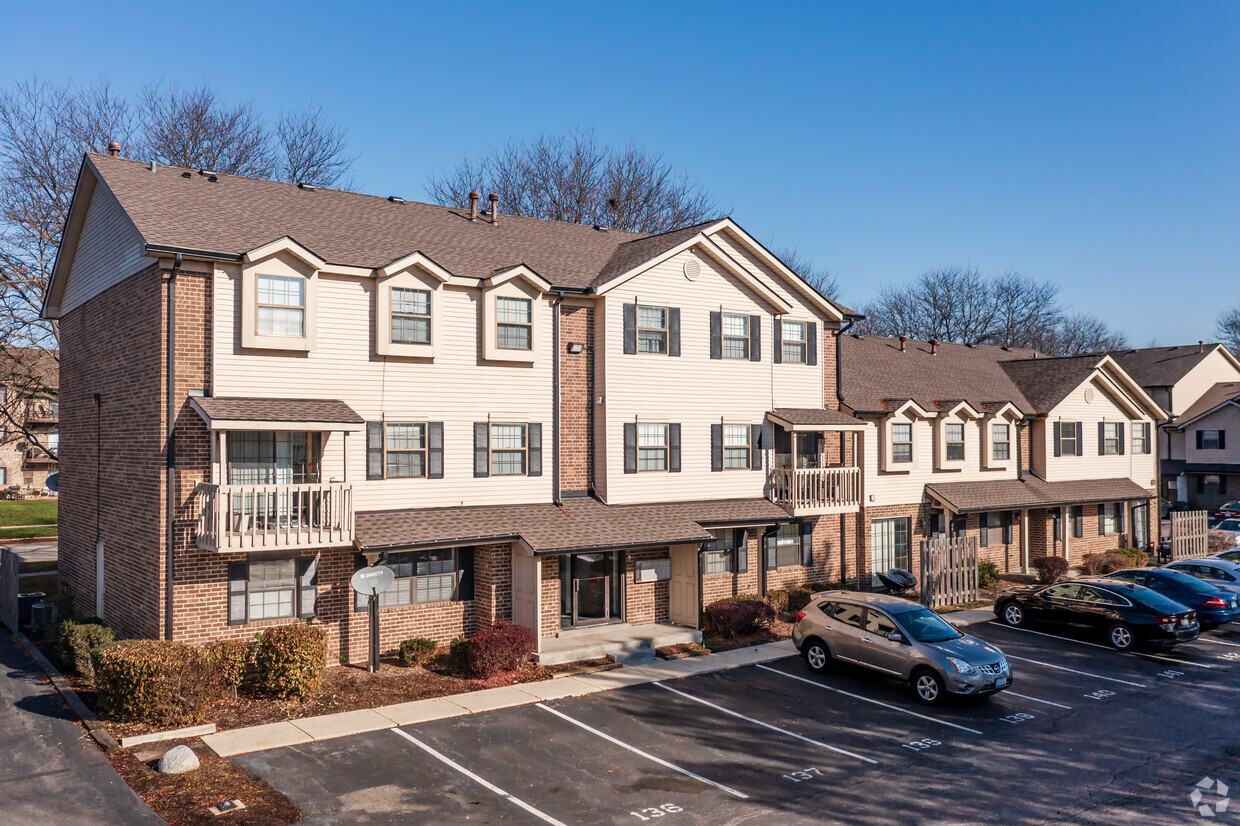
12,630 -> 120,753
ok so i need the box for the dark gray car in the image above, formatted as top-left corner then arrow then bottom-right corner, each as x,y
792,591 -> 1011,705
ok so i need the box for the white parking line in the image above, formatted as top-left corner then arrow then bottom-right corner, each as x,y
1135,652 -> 1214,669
987,622 -> 1112,650
1004,655 -> 1147,688
755,664 -> 984,735
392,728 -> 569,826
535,703 -> 749,799
1004,691 -> 1072,710
653,682 -> 880,765
1196,637 -> 1240,648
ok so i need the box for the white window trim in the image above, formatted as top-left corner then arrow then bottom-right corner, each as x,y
490,422 -> 528,476
936,417 -> 970,469
882,417 -> 916,473
780,319 -> 808,365
1102,422 -> 1121,455
1132,421 -> 1148,454
376,268 -> 441,358
722,423 -> 751,470
636,305 -> 670,355
721,312 -> 750,360
383,422 -> 429,479
1058,420 -> 1080,456
241,253 -> 318,352
637,422 -> 670,472
982,417 -> 1016,470
483,282 -> 539,363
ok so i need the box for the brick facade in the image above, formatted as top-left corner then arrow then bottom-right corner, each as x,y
625,547 -> 671,625
559,304 -> 594,494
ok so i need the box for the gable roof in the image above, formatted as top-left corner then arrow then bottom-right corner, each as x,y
1108,344 -> 1238,387
998,355 -> 1103,413
839,336 -> 1038,414
1175,381 -> 1240,428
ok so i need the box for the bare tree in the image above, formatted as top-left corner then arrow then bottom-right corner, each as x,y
138,83 -> 275,177
772,246 -> 841,301
1040,313 -> 1129,355
426,130 -> 716,233
855,266 -> 998,343
277,106 -> 355,187
1217,307 -> 1240,357
989,271 -> 1062,349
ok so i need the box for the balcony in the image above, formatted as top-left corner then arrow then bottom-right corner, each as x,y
26,402 -> 58,423
769,466 -> 861,516
194,482 -> 354,552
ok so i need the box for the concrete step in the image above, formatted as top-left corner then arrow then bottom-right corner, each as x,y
535,623 -> 702,666
607,648 -> 657,666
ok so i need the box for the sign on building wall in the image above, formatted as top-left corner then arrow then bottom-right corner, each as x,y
634,558 -> 671,583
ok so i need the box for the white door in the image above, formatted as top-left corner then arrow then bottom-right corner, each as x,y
669,545 -> 698,627
512,552 -> 539,643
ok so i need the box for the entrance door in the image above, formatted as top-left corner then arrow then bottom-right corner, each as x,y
1132,502 -> 1149,549
560,552 -> 617,628
669,545 -> 699,627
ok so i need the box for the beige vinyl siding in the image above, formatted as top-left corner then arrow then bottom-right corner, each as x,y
600,247 -> 826,504
1169,348 -> 1240,416
1166,429 -> 1186,461
1041,377 -> 1157,486
709,228 -> 836,325
61,182 -> 149,314
1185,405 -> 1240,464
212,265 -> 554,510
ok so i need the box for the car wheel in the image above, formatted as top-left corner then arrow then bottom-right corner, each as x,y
1001,602 -> 1026,627
802,638 -> 831,674
911,668 -> 946,706
1107,623 -> 1135,651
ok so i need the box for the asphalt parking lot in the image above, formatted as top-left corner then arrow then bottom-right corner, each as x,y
236,621 -> 1240,825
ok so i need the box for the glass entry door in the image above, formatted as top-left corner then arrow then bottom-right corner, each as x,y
560,552 -> 621,628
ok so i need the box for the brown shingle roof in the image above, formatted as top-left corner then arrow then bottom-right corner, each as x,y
998,355 -> 1103,413
1108,344 -> 1224,387
926,476 -> 1154,513
840,336 -> 1038,414
1176,382 -> 1240,426
191,396 -> 363,425
354,497 -> 788,554
769,408 -> 866,428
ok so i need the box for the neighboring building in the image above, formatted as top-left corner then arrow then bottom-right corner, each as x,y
0,349 -> 59,492
1108,343 -> 1240,509
840,336 -> 1165,580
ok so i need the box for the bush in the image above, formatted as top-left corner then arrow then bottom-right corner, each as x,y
1080,553 -> 1131,576
253,622 -> 327,700
94,640 -> 216,726
399,637 -> 438,668
1031,556 -> 1069,584
977,561 -> 1001,588
704,597 -> 775,639
449,637 -> 470,671
58,619 -> 114,680
203,639 -> 252,695
766,587 -> 814,614
467,621 -> 536,678
1112,547 -> 1150,567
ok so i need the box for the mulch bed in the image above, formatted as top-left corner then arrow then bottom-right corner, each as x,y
703,617 -> 794,652
656,642 -> 711,659
109,737 -> 300,826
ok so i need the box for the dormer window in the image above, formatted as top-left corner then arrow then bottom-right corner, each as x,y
241,238 -> 322,352
256,275 -> 305,337
992,423 -> 1011,461
945,423 -> 965,461
496,297 -> 533,351
391,288 -> 431,344
892,423 -> 913,463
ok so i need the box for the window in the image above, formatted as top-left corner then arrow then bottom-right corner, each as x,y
247,558 -> 296,620
638,424 -> 669,471
703,530 -> 735,575
980,512 -> 1002,547
1042,583 -> 1081,600
1078,586 -> 1126,606
490,423 -> 527,475
384,423 -> 427,478
1100,503 -> 1119,535
827,602 -> 864,627
391,287 -> 431,344
945,423 -> 965,461
864,610 -> 899,639
637,306 -> 668,354
1204,474 -> 1222,491
1071,505 -> 1083,538
0,469 -> 6,485
1102,423 -> 1121,455
1133,422 -> 1148,454
723,425 -> 751,469
256,275 -> 305,337
1052,508 -> 1062,541
1201,430 -> 1224,450
772,523 -> 801,568
892,423 -> 913,463
496,297 -> 532,350
992,423 -> 1011,461
781,320 -> 807,364
228,431 -> 320,485
359,549 -> 464,609
871,518 -> 910,576
722,313 -> 750,359
1060,421 -> 1079,455
46,431 -> 59,456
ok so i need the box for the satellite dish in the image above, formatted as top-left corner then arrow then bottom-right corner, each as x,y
45,473 -> 58,493
350,564 -> 394,596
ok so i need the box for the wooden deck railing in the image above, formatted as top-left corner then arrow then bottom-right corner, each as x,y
769,466 -> 861,514
194,482 -> 354,552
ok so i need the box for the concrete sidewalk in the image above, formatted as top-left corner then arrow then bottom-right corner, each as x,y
940,607 -> 998,627
203,638 -> 798,757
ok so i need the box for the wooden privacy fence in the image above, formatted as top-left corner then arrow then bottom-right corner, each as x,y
1170,510 -> 1210,560
920,536 -> 979,609
0,548 -> 17,632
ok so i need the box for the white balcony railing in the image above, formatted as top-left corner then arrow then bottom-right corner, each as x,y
769,466 -> 861,515
194,482 -> 354,552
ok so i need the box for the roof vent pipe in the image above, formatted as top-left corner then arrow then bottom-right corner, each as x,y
1199,340 -> 1205,354
107,141 -> 121,157
469,191 -> 480,221
899,335 -> 907,352
489,192 -> 499,225
929,338 -> 939,355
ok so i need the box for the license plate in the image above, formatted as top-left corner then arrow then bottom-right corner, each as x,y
996,676 -> 1010,687
1179,618 -> 1189,627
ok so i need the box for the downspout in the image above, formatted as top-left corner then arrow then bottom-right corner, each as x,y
552,291 -> 564,506
832,318 -> 857,586
833,318 -> 856,407
1016,419 -> 1025,481
164,253 -> 181,640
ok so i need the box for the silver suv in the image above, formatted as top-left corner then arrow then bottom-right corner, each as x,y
792,591 -> 1012,705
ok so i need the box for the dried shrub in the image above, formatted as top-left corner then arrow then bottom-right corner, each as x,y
1112,547 -> 1150,567
1031,555 -> 1069,585
1081,553 -> 1130,576
399,637 -> 438,668
94,640 -> 215,726
467,621 -> 536,678
704,597 -> 775,639
58,619 -> 114,680
203,639 -> 252,696
253,622 -> 327,701
1209,532 -> 1236,555
449,636 -> 470,671
978,561 -> 1001,588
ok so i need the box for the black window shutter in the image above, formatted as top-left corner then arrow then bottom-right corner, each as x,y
228,561 -> 248,625
801,521 -> 813,566
367,422 -> 384,480
623,422 -> 638,474
1098,503 -> 1105,535
1222,475 -> 1229,495
765,529 -> 778,570
669,423 -> 681,472
1076,423 -> 1083,456
710,311 -> 722,360
456,548 -> 475,602
711,423 -> 723,472
668,308 -> 681,357
623,303 -> 637,355
1117,503 -> 1125,534
749,315 -> 761,362
1003,511 -> 1013,544
297,556 -> 318,618
1117,422 -> 1125,455
1053,509 -> 1061,541
1221,430 -> 1227,450
528,423 -> 542,476
428,422 -> 444,479
1073,506 -> 1083,538
750,424 -> 762,470
1197,474 -> 1206,494
807,322 -> 818,366
1197,430 -> 1204,450
1145,424 -> 1153,454
473,423 -> 489,477
1098,421 -> 1106,456
1053,422 -> 1062,457
773,320 -> 782,364
734,528 -> 748,573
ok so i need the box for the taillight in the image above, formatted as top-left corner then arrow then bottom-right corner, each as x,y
1154,616 -> 1175,627
1202,597 -> 1228,608
794,611 -> 807,623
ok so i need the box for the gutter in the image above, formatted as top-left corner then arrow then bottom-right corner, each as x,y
146,243 -> 242,263
833,319 -> 856,406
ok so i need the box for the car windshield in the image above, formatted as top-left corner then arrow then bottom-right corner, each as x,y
1217,519 -> 1240,531
1155,569 -> 1217,593
897,607 -> 963,643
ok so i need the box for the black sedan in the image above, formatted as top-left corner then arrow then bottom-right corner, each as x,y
1105,568 -> 1240,629
994,578 -> 1199,650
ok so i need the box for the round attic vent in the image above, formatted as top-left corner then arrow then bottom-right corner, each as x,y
683,259 -> 700,281
1084,387 -> 1095,404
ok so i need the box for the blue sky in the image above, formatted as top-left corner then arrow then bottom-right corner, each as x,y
4,2 -> 1237,344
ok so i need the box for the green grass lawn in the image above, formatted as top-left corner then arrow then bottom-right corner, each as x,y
18,573 -> 56,596
0,525 -> 57,539
0,500 -> 57,526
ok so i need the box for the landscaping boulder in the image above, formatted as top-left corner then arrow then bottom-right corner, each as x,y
157,744 -> 200,774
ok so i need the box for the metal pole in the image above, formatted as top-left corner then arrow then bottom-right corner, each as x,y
368,590 -> 379,673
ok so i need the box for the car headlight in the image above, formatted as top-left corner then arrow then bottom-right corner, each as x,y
946,657 -> 976,675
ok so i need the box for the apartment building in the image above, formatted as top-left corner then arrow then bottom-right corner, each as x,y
47,152 -> 871,662
0,349 -> 59,491
1108,343 -> 1240,510
840,336 -> 1165,581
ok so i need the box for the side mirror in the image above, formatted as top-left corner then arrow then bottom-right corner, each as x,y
947,620 -> 963,629
888,632 -> 905,643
